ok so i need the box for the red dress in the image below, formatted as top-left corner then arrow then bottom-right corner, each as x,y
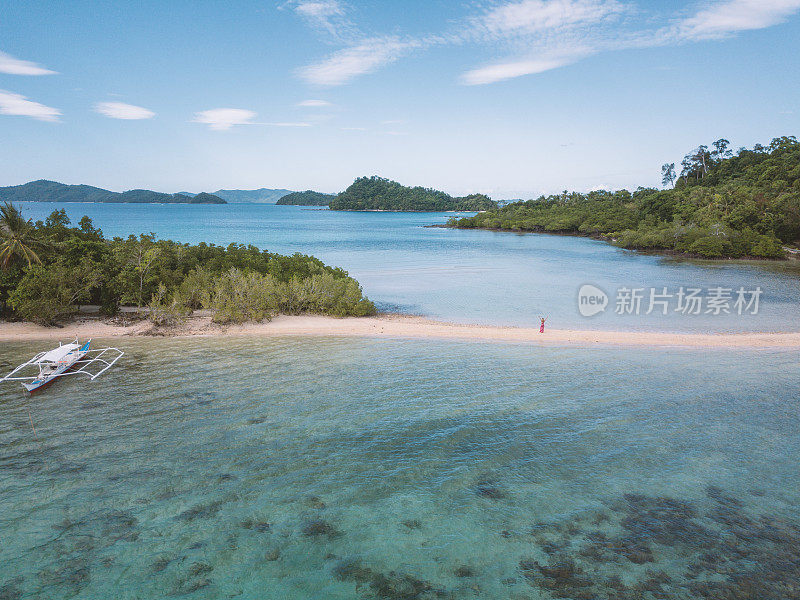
539,321 -> 545,333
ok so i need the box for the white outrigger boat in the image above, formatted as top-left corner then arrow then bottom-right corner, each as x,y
0,339 -> 123,393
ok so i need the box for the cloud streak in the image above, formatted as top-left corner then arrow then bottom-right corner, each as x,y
193,108 -> 258,130
293,0 -> 621,86
285,0 -> 357,41
94,101 -> 155,120
461,53 -> 586,85
675,0 -> 800,40
297,37 -> 418,86
289,0 -> 800,87
461,0 -> 800,84
470,0 -> 624,39
193,108 -> 313,130
0,51 -> 57,75
298,99 -> 332,107
457,0 -> 624,85
0,90 -> 61,121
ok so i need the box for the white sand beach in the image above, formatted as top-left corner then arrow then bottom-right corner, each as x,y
1,314 -> 799,348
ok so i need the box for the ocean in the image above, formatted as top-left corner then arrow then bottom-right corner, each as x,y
0,338 -> 798,598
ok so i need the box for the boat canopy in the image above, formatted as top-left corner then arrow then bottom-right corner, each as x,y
38,344 -> 80,363
2,339 -> 124,393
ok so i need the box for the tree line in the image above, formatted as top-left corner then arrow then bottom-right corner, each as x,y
329,176 -> 497,212
276,190 -> 335,206
0,204 -> 375,325
450,137 -> 800,259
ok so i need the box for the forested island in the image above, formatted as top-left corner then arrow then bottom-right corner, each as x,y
276,190 -> 335,206
0,180 -> 226,204
0,203 -> 375,325
329,176 -> 497,212
450,136 -> 800,259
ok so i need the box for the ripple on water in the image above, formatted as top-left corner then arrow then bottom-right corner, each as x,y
0,338 -> 798,598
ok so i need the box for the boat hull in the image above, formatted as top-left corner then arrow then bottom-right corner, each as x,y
22,342 -> 91,393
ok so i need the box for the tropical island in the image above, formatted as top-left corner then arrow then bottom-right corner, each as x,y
276,190 -> 335,206
329,176 -> 497,212
450,136 -> 800,259
0,203 -> 375,326
0,180 -> 227,204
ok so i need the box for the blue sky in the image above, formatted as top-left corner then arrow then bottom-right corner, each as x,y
1,0 -> 798,199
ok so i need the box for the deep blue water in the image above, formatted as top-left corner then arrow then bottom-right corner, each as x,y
18,202 -> 800,332
0,339 -> 798,599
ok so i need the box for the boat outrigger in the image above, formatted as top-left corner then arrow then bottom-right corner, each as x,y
0,339 -> 123,393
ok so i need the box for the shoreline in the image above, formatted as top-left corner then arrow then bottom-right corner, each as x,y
1,314 -> 799,348
444,225 -> 800,263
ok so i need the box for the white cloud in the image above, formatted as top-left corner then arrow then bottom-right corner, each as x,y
473,0 -> 624,39
193,108 -> 258,130
458,0 -> 800,85
455,0 -> 624,85
192,109 -> 313,130
298,37 -> 418,86
294,0 -> 344,22
289,0 -> 800,87
0,90 -> 61,121
298,99 -> 332,107
0,51 -> 57,75
289,1 -> 416,85
293,1 -> 606,86
94,101 -> 155,120
676,0 -> 800,40
286,0 -> 356,40
461,54 -> 583,85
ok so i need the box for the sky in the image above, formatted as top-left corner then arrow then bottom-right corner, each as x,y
1,0 -> 799,199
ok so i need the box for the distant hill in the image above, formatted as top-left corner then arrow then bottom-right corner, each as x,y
276,190 -> 335,206
209,188 -> 294,203
329,176 -> 497,212
188,192 -> 227,204
0,180 -> 226,204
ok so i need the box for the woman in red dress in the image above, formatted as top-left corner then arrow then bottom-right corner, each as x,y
539,316 -> 547,333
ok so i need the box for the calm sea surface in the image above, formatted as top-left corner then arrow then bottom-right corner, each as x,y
18,202 -> 800,332
0,338 -> 798,599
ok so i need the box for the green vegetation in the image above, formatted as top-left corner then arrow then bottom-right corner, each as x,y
450,137 -> 800,259
0,180 -> 226,204
1,203 -> 41,269
187,192 -> 226,204
276,190 -> 335,206
0,203 -> 375,325
330,176 -> 497,212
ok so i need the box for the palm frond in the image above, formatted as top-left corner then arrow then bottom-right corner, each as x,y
0,202 -> 41,270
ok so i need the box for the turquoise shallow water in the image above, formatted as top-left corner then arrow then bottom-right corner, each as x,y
1,338 -> 798,598
17,202 -> 800,332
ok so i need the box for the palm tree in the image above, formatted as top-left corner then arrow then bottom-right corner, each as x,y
0,202 -> 42,269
